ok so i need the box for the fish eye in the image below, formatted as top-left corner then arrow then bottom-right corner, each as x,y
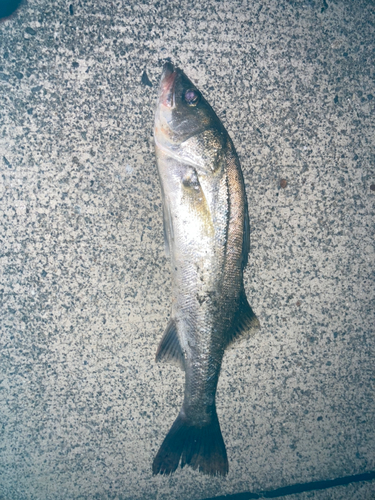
184,89 -> 200,106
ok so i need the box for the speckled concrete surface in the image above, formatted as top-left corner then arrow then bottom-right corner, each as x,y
0,0 -> 374,499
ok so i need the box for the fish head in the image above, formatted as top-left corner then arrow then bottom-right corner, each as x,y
155,62 -> 227,173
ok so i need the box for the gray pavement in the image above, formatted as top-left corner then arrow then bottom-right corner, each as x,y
0,0 -> 374,499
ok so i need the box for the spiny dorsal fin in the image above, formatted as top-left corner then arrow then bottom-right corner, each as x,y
155,318 -> 184,370
226,289 -> 260,348
242,201 -> 250,269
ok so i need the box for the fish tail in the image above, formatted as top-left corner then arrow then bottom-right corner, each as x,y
152,408 -> 228,476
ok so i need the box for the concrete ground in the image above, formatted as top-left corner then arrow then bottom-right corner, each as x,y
0,0 -> 374,499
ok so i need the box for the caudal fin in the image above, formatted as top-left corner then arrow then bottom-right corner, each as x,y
152,409 -> 228,476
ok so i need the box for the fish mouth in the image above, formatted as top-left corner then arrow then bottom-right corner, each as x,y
159,61 -> 177,108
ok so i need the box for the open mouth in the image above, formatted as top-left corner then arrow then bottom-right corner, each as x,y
159,62 -> 177,108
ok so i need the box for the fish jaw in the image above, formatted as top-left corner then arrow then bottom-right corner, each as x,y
154,62 -> 178,150
154,73 -> 176,154
158,62 -> 177,108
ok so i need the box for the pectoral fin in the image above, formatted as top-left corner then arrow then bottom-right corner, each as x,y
155,318 -> 185,370
226,289 -> 260,347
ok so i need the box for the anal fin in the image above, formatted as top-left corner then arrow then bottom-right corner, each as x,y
227,289 -> 260,347
155,318 -> 184,370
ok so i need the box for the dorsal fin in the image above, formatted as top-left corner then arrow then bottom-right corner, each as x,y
226,289 -> 260,347
155,318 -> 185,370
242,201 -> 250,269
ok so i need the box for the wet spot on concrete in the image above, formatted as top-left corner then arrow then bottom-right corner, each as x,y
0,0 -> 22,19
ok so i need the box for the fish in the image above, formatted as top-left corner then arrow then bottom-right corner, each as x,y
152,62 -> 260,476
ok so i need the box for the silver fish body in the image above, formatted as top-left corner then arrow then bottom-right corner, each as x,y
153,62 -> 260,476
